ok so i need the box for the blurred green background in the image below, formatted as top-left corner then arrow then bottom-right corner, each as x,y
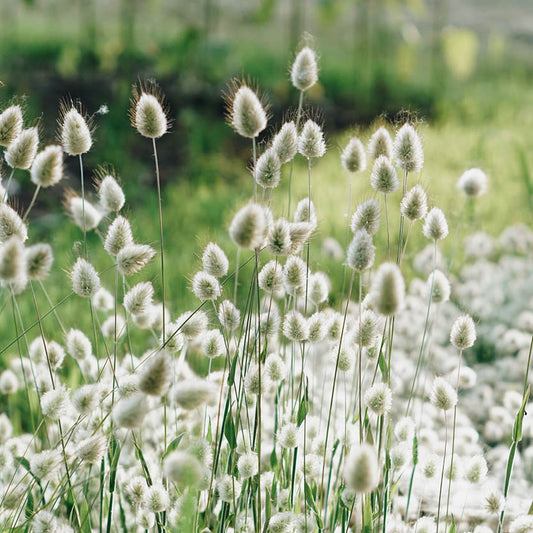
1,0 -> 533,340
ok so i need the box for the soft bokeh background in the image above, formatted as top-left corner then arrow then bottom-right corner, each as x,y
1,0 -> 533,316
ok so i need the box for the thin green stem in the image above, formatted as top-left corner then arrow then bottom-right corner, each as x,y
23,184 -> 41,221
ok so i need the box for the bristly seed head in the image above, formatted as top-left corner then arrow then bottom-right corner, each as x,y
0,203 -> 27,243
341,137 -> 367,174
272,121 -> 298,164
370,156 -> 398,194
298,120 -> 326,159
96,170 -> 125,212
30,145 -> 63,188
423,207 -> 449,241
393,123 -> 424,173
368,126 -> 393,160
369,262 -> 405,316
291,46 -> 319,92
351,199 -> 380,236
347,229 -> 375,272
71,257 -> 100,298
254,147 -> 281,189
130,83 -> 169,139
450,314 -> 476,350
5,127 -> 39,170
226,82 -> 267,139
59,104 -> 92,156
400,184 -> 428,221
0,105 -> 23,147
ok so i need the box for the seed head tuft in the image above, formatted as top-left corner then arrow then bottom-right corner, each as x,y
291,46 -> 318,92
341,137 -> 366,174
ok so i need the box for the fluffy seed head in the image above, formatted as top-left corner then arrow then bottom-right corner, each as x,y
427,269 -> 450,303
430,377 -> 457,411
138,351 -> 171,396
333,342 -> 355,372
259,260 -> 284,294
201,329 -> 225,359
5,127 -> 39,169
423,207 -> 449,241
484,490 -> 504,514
229,84 -> 267,139
450,314 -> 476,350
509,516 -> 533,533
104,216 -> 134,256
172,380 -> 217,410
254,147 -> 281,189
124,282 -> 154,315
298,120 -> 326,159
71,258 -> 100,297
192,271 -> 221,301
457,168 -> 488,198
164,451 -> 203,488
278,422 -> 300,449
0,369 -> 18,394
0,237 -> 25,282
202,242 -> 229,278
370,156 -> 399,194
294,197 -> 317,228
238,452 -> 258,479
341,137 -> 367,173
32,510 -> 57,533
92,287 -> 114,311
283,310 -> 309,342
31,450 -> 61,481
283,255 -> 307,295
393,123 -> 424,173
370,262 -> 405,316
354,310 -> 379,347
60,107 -> 92,155
127,476 -> 148,508
65,329 -> 92,360
365,383 -> 392,415
291,46 -> 318,91
25,243 -> 53,280
272,121 -> 298,163
176,310 -> 208,339
309,272 -> 329,305
351,199 -> 380,236
265,354 -> 287,383
30,145 -> 63,188
229,203 -> 267,250
76,434 -> 107,465
267,218 -> 292,256
465,455 -> 487,484
0,105 -> 23,147
368,126 -> 393,160
117,244 -> 156,275
401,185 -> 428,221
347,230 -> 375,272
288,221 -> 314,254
344,443 -> 379,493
67,195 -> 102,231
47,341 -> 65,370
97,173 -> 125,212
218,300 -> 240,332
217,475 -> 242,503
113,392 -> 149,428
132,91 -> 168,139
0,203 -> 27,243
144,484 -> 170,512
41,386 -> 69,420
